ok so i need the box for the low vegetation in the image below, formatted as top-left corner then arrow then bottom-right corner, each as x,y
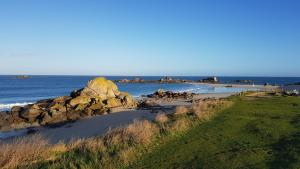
0,97 -> 228,169
130,93 -> 300,169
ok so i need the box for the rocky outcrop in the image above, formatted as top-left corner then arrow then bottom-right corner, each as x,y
198,76 -> 219,83
0,77 -> 137,131
234,79 -> 254,84
283,89 -> 299,96
147,89 -> 195,99
116,77 -> 145,83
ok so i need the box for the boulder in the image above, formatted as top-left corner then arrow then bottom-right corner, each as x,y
105,98 -> 123,108
20,105 -> 45,123
80,77 -> 120,99
89,101 -> 104,111
39,113 -> 52,125
49,111 -> 67,124
53,96 -> 72,103
11,106 -> 23,113
74,104 -> 88,111
0,113 -> 10,128
69,96 -> 91,107
93,108 -> 107,115
67,111 -> 81,121
48,102 -> 67,112
119,92 -> 136,107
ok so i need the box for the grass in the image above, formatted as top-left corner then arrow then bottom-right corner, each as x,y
129,95 -> 300,169
0,135 -> 50,169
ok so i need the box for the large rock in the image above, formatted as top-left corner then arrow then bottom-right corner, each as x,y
79,77 -> 120,99
0,113 -> 10,128
20,104 -> 45,123
48,101 -> 67,111
118,92 -> 136,107
105,98 -> 123,108
69,95 -> 91,107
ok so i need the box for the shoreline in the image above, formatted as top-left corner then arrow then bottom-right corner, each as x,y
0,92 -> 235,143
0,82 -> 272,112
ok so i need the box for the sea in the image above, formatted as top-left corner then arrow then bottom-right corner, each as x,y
0,75 -> 299,112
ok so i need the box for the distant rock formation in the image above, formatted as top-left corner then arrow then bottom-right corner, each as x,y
283,89 -> 299,96
116,77 -> 145,83
147,89 -> 195,99
0,77 -> 136,131
199,76 -> 219,83
159,76 -> 173,82
16,75 -> 30,79
234,79 -> 254,84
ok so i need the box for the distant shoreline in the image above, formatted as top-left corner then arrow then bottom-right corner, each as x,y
189,82 -> 279,90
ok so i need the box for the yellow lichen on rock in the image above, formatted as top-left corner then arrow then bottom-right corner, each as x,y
81,77 -> 120,99
69,96 -> 91,106
106,98 -> 123,108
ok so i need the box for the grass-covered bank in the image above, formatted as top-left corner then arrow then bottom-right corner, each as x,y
130,95 -> 300,169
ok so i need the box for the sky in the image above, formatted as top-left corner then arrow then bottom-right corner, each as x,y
0,0 -> 299,77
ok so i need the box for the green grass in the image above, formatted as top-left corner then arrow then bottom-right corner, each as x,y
129,96 -> 300,169
28,95 -> 300,169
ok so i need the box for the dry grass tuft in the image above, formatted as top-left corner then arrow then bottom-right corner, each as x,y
191,99 -> 230,121
49,142 -> 68,154
155,113 -> 169,123
125,120 -> 159,145
118,147 -> 138,166
192,101 -> 211,120
169,118 -> 193,132
0,134 -> 50,169
174,105 -> 190,115
104,120 -> 159,146
76,137 -> 106,153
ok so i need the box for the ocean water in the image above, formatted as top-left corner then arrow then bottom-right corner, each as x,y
0,75 -> 299,111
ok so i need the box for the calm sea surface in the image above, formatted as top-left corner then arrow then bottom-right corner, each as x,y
0,75 -> 299,111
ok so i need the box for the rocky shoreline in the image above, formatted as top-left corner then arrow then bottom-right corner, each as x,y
0,77 -> 136,131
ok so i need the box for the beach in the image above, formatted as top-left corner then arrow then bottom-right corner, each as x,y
1,92 -> 235,143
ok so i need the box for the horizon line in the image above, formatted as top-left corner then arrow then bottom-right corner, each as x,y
0,74 -> 299,78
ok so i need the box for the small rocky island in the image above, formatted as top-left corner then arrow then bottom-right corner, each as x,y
15,75 -> 31,79
0,77 -> 136,131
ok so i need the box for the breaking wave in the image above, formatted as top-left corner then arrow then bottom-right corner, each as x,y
0,102 -> 34,111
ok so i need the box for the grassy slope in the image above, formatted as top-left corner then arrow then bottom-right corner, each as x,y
130,96 -> 300,169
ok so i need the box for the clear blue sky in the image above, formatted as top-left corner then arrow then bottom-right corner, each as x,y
0,0 -> 299,76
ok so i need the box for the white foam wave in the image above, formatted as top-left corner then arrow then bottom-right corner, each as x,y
0,102 -> 34,111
